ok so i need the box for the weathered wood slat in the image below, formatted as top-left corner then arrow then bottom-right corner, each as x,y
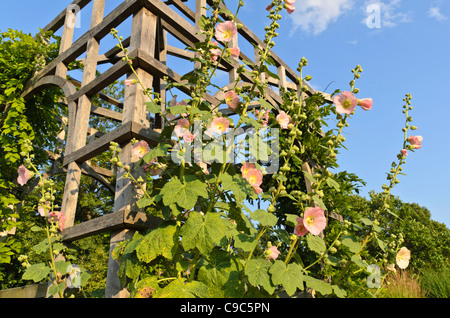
62,209 -> 162,242
62,121 -> 160,166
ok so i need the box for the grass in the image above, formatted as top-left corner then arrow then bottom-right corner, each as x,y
419,267 -> 450,298
382,270 -> 427,298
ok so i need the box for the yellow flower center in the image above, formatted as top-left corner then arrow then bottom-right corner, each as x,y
248,175 -> 257,184
224,30 -> 232,40
343,99 -> 352,108
306,216 -> 315,226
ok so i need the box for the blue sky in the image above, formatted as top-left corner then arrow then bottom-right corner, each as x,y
0,1 -> 448,227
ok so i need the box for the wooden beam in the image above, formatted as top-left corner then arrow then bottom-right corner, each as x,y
62,121 -> 160,166
61,209 -> 162,242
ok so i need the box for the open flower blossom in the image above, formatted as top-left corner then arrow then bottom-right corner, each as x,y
174,118 -> 190,138
225,90 -> 240,110
229,46 -> 240,58
303,206 -> 327,236
241,162 -> 256,179
211,117 -> 230,134
17,164 -> 32,186
407,135 -> 423,149
357,98 -> 373,111
242,165 -> 263,194
265,245 -> 280,261
48,211 -> 66,232
210,40 -> 222,62
396,246 -> 411,269
38,201 -> 51,217
276,110 -> 291,129
215,21 -> 237,42
333,91 -> 358,114
294,217 -> 308,236
132,140 -> 150,159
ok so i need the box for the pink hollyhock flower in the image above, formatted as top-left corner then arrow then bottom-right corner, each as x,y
333,91 -> 358,114
48,211 -> 66,232
266,4 -> 274,11
241,162 -> 256,179
252,185 -> 263,195
396,246 -> 411,269
38,201 -> 51,217
210,41 -> 222,62
183,131 -> 195,143
229,46 -> 240,58
211,117 -> 230,134
407,135 -> 423,149
245,168 -> 263,188
294,217 -> 308,236
132,140 -> 150,159
174,118 -> 190,138
265,246 -> 280,261
358,98 -> 373,111
276,110 -> 291,129
285,0 -> 296,14
124,79 -> 134,87
225,90 -> 240,110
17,165 -> 32,186
401,149 -> 408,156
215,21 -> 237,42
303,206 -> 327,236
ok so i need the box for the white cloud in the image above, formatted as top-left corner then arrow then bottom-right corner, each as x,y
289,0 -> 355,35
427,7 -> 447,21
363,0 -> 412,27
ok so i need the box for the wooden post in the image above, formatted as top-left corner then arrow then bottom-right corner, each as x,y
105,7 -> 158,298
61,0 -> 105,229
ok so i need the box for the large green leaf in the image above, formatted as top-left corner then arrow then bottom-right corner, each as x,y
198,250 -> 244,297
180,212 -> 227,255
341,236 -> 361,253
303,275 -> 333,296
252,209 -> 277,227
306,233 -> 326,254
136,222 -> 178,262
155,278 -> 208,298
22,263 -> 50,283
160,176 -> 208,210
245,259 -> 275,294
269,260 -> 304,296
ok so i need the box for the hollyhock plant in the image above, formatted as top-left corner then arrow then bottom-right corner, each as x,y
294,217 -> 308,236
132,140 -> 150,159
211,117 -> 230,134
38,201 -> 51,217
303,206 -> 327,236
333,91 -> 358,114
17,164 -> 32,186
256,109 -> 270,127
124,79 -> 134,87
215,21 -> 237,42
407,135 -> 423,149
358,98 -> 373,111
401,149 -> 408,157
245,168 -> 263,194
276,110 -> 291,129
396,246 -> 411,269
225,90 -> 240,110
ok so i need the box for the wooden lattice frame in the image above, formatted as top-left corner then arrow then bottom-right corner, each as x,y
17,0 -> 340,298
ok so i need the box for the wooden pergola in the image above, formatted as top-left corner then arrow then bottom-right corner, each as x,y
5,0 -> 339,298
